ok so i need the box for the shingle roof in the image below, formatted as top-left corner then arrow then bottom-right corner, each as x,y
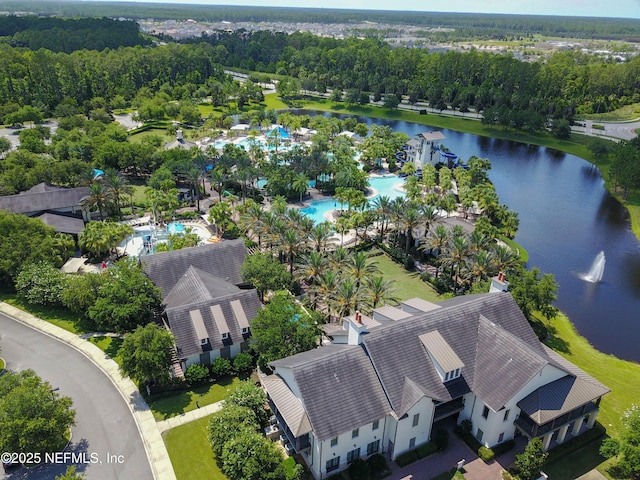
420,131 -> 446,142
165,289 -> 261,359
270,344 -> 391,442
0,184 -> 89,215
363,294 -> 554,411
141,239 -> 247,297
162,266 -> 241,309
36,213 -> 85,235
515,346 -> 610,425
263,375 -> 312,437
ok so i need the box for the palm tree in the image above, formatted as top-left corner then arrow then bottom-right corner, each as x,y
329,246 -> 352,270
372,195 -> 392,242
209,167 -> 226,203
401,205 -> 422,254
443,234 -> 471,291
419,224 -> 450,278
103,168 -> 132,220
347,251 -> 380,288
310,270 -> 338,313
329,278 -> 361,320
469,249 -> 495,285
292,173 -> 309,203
492,244 -> 521,274
419,203 -> 439,238
334,216 -> 352,247
280,228 -> 302,274
240,200 -> 266,246
309,222 -> 336,253
363,276 -> 399,313
185,167 -> 202,211
296,251 -> 328,285
81,182 -> 109,220
469,230 -> 492,254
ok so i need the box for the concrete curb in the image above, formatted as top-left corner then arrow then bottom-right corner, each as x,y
0,302 -> 176,480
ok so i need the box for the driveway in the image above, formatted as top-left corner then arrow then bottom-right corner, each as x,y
0,313 -> 153,480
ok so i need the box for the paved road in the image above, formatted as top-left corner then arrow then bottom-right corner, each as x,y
0,313 -> 153,480
571,119 -> 640,141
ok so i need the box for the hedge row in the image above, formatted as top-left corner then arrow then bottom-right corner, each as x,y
395,441 -> 439,467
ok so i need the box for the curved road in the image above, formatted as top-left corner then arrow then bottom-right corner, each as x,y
0,313 -> 153,480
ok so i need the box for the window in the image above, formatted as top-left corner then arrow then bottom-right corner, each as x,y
242,327 -> 248,334
476,428 -> 484,442
352,428 -> 359,438
482,405 -> 490,419
412,413 -> 420,427
330,437 -> 338,447
346,448 -> 360,464
498,432 -> 504,443
200,338 -> 208,345
367,440 -> 380,455
372,420 -> 379,431
326,457 -> 340,472
444,371 -> 450,381
409,437 -> 416,449
503,409 -> 510,422
221,332 -> 229,340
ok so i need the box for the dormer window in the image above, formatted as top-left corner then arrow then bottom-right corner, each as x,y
419,330 -> 465,384
200,338 -> 208,345
221,332 -> 229,340
242,327 -> 249,334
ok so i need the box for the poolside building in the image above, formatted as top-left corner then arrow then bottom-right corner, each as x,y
405,130 -> 446,169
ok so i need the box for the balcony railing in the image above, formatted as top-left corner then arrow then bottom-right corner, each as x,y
515,401 -> 598,438
433,397 -> 465,422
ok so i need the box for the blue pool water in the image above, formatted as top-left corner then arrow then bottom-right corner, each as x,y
300,175 -> 405,224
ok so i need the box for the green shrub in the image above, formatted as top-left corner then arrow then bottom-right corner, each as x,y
366,453 -> 388,474
478,446 -> 495,463
492,439 -> 515,457
233,352 -> 254,378
347,458 -> 370,480
433,428 -> 449,451
416,441 -> 438,459
395,449 -> 419,467
210,357 -> 231,377
185,363 -> 209,385
599,437 -> 620,459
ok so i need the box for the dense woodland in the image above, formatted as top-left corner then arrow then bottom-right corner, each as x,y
4,1 -> 640,41
0,16 -> 150,53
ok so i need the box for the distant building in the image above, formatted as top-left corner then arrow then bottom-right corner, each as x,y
405,131 -> 446,169
164,129 -> 197,150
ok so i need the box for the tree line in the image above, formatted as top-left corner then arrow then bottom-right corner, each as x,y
4,1 -> 640,41
0,15 -> 150,53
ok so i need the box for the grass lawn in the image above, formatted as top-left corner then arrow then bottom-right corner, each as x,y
88,336 -> 123,365
539,311 -> 640,440
128,128 -> 170,144
371,254 -> 440,303
581,102 -> 640,122
147,376 -> 240,421
0,293 -> 82,334
544,439 -> 611,480
163,415 -> 227,480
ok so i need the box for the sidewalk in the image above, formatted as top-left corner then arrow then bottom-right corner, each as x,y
156,400 -> 224,433
0,302 -> 176,480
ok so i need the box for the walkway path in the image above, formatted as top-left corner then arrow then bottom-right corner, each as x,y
156,401 -> 224,433
0,302 -> 176,480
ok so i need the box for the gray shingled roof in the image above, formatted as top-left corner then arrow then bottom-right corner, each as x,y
165,289 -> 261,359
363,294 -> 558,412
140,239 -> 247,297
515,346 -> 610,425
0,184 -> 89,215
163,266 -> 241,309
270,344 -> 391,442
263,375 -> 312,437
420,131 -> 446,142
36,213 -> 85,235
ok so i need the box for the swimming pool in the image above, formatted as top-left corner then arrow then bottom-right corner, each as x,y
119,223 -> 212,257
300,175 -> 405,224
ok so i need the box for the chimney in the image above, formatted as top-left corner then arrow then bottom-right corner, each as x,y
347,312 -> 367,345
489,272 -> 509,293
176,129 -> 183,141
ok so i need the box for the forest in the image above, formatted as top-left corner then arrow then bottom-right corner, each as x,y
3,0 -> 640,41
0,16 -> 150,53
